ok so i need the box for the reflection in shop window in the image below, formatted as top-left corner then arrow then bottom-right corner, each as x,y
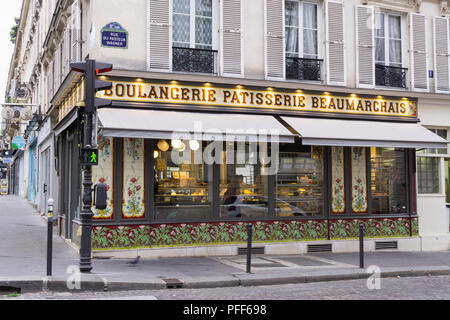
417,157 -> 440,194
276,144 -> 324,217
370,148 -> 407,214
154,139 -> 212,220
220,142 -> 270,219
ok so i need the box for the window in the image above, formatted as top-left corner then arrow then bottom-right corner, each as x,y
416,129 -> 448,155
154,140 -> 212,220
285,1 -> 322,81
417,157 -> 440,194
172,0 -> 217,73
371,148 -> 407,214
285,1 -> 318,58
375,12 -> 402,68
276,145 -> 324,217
220,142 -> 269,219
173,0 -> 213,49
374,12 -> 407,88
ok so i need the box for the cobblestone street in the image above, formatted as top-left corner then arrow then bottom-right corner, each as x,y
6,275 -> 449,300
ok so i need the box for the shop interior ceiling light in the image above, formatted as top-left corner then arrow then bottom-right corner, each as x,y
171,139 -> 183,149
189,140 -> 200,151
157,139 -> 169,152
153,150 -> 159,158
178,142 -> 186,152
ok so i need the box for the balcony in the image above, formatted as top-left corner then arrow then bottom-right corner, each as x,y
375,64 -> 408,89
286,57 -> 323,81
172,47 -> 217,74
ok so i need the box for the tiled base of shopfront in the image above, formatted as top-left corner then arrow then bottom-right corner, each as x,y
65,217 -> 419,257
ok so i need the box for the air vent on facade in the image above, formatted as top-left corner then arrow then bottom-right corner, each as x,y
307,243 -> 332,253
238,247 -> 265,255
375,241 -> 398,250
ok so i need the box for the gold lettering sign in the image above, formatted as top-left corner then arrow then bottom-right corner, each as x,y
97,80 -> 418,118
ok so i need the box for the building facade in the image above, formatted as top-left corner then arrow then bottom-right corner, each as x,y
5,0 -> 450,256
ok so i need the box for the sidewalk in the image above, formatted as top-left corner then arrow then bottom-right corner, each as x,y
0,195 -> 449,293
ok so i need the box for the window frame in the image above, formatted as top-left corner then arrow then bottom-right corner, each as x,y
284,0 -> 322,60
374,11 -> 405,68
171,0 -> 218,51
416,128 -> 449,196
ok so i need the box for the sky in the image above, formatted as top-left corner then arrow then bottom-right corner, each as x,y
0,0 -> 23,106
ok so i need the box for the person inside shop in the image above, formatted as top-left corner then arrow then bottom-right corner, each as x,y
223,175 -> 243,205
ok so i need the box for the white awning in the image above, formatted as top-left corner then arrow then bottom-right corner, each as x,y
98,108 -> 295,143
280,116 -> 448,149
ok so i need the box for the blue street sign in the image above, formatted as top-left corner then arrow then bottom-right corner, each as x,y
12,136 -> 25,150
101,22 -> 128,49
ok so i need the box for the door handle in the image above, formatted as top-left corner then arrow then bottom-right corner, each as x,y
44,184 -> 47,193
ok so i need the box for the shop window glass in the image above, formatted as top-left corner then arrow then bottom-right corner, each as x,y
276,145 -> 324,217
154,139 -> 211,220
370,148 -> 407,213
417,157 -> 440,194
220,142 -> 270,219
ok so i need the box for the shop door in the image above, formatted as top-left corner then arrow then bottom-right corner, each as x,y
40,149 -> 50,215
67,140 -> 74,239
66,135 -> 80,240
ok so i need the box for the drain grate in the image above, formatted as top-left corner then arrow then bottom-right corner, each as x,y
162,278 -> 184,289
307,243 -> 332,253
375,241 -> 398,250
237,247 -> 265,255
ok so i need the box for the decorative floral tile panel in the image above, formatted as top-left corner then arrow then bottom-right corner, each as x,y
122,138 -> 145,218
92,134 -> 114,220
351,147 -> 368,213
331,146 -> 345,214
90,217 -> 415,250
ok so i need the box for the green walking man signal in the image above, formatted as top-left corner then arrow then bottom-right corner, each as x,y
80,148 -> 99,166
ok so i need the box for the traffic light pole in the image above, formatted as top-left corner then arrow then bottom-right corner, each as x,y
71,59 -> 113,273
79,112 -> 94,273
79,60 -> 95,273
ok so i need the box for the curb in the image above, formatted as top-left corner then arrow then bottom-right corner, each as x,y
1,268 -> 449,294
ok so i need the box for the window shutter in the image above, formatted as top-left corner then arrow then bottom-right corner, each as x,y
54,45 -> 61,91
264,0 -> 284,80
410,13 -> 428,91
71,0 -> 81,62
325,0 -> 346,86
48,62 -> 54,103
147,0 -> 170,71
434,16 -> 449,93
61,30 -> 69,79
356,5 -> 374,88
221,0 -> 243,77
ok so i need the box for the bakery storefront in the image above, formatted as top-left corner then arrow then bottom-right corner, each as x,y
56,78 -> 447,253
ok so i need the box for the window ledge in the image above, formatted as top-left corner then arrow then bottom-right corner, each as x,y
417,193 -> 445,198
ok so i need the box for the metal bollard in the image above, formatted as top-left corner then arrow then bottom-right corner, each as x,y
47,198 -> 54,276
359,223 -> 364,269
246,223 -> 252,274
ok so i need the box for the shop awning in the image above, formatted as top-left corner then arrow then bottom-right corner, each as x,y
280,116 -> 448,149
98,108 -> 295,143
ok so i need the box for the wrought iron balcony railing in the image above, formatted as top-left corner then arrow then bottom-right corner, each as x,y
286,57 -> 323,81
172,47 -> 217,74
375,64 -> 408,88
